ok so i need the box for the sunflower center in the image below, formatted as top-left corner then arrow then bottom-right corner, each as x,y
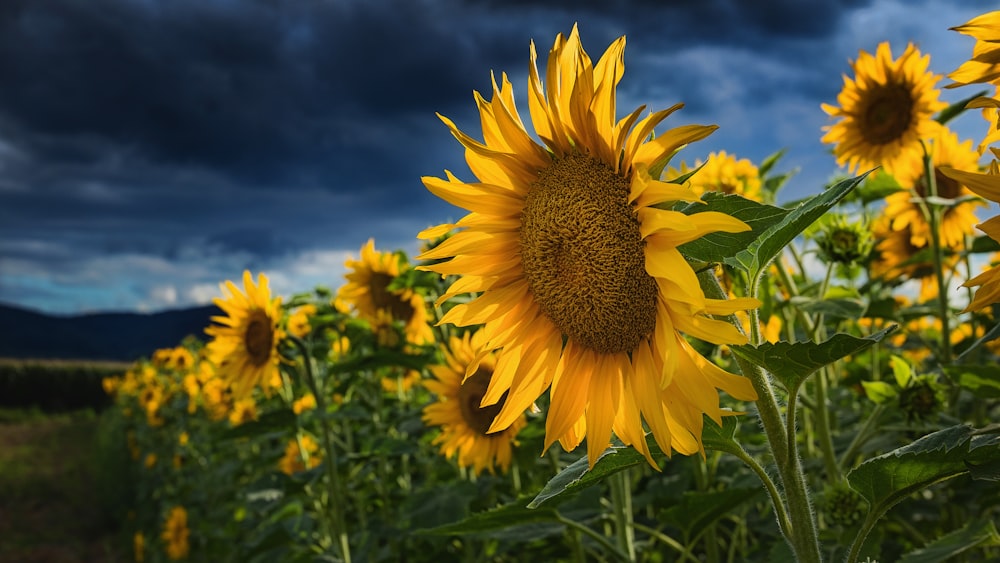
457,367 -> 508,436
916,168 -> 962,200
369,273 -> 415,320
244,310 -> 274,367
519,153 -> 658,355
860,84 -> 914,145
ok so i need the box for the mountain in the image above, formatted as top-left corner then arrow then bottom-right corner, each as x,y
0,303 -> 221,362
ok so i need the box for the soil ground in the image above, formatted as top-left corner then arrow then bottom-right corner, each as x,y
0,409 -> 126,562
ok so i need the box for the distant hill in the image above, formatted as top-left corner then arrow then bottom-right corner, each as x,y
0,303 -> 221,362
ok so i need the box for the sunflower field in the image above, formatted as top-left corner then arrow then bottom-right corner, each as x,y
100,11 -> 1000,563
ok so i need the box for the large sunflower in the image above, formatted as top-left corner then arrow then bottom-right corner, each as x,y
666,151 -> 763,201
338,239 -> 434,346
883,126 -> 984,249
418,25 -> 758,468
423,330 -> 525,475
940,163 -> 1000,310
822,42 -> 946,181
205,271 -> 284,401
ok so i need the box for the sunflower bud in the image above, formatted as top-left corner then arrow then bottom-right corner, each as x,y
898,378 -> 946,422
821,481 -> 867,527
814,215 -> 874,265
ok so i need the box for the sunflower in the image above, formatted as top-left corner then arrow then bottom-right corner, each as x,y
205,271 -> 284,401
940,163 -> 1000,310
162,506 -> 190,560
338,239 -> 434,346
287,304 -> 317,339
228,397 -> 258,426
822,42 -> 946,181
667,151 -> 762,201
869,216 -> 958,302
883,126 -> 984,249
418,25 -> 759,468
423,330 -> 525,475
947,11 -> 1000,88
278,435 -> 322,475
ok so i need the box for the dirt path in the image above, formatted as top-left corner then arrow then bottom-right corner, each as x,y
0,410 -> 126,562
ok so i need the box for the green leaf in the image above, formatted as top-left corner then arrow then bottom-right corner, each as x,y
528,440 -> 659,508
889,355 -> 912,388
935,89 -> 990,125
852,169 -> 904,205
943,365 -> 1000,398
222,409 -> 297,440
898,519 -> 1000,563
660,488 -> 761,539
730,325 -> 896,392
847,425 -> 1000,521
677,193 -> 789,263
789,296 -> 866,320
330,348 -> 434,373
861,380 -> 898,405
701,416 -> 742,455
416,496 -> 561,536
968,234 -> 1000,254
758,149 -> 786,178
724,172 -> 869,279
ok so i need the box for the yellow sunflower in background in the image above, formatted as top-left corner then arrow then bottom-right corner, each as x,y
287,304 -> 317,339
884,126 -> 984,248
667,151 -> 762,201
278,435 -> 322,475
423,330 -> 525,475
418,25 -> 759,468
940,163 -> 1000,310
205,271 -> 284,401
162,506 -> 190,560
338,239 -> 434,346
869,217 -> 959,302
822,42 -> 946,180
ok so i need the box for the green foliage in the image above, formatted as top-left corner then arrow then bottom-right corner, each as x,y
847,425 -> 1000,517
898,519 -> 1000,563
731,326 -> 896,392
727,173 -> 867,280
0,359 -> 124,412
678,193 -> 789,263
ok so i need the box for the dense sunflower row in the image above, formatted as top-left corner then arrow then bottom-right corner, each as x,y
99,11 -> 1000,563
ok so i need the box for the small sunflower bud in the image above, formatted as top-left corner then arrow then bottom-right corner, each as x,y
821,481 -> 867,527
814,215 -> 874,265
898,377 -> 946,422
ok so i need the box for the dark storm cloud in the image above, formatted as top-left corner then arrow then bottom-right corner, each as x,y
0,0 -> 487,187
0,0 -> 975,314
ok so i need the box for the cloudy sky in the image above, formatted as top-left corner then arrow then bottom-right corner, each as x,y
0,0 -> 991,315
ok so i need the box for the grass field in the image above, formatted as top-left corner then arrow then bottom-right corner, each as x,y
0,407 -> 127,562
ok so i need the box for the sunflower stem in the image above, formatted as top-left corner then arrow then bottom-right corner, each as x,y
701,269 -> 821,562
920,144 -> 953,364
290,335 -> 352,563
609,469 -> 636,562
556,513 -> 630,563
631,522 -> 700,563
